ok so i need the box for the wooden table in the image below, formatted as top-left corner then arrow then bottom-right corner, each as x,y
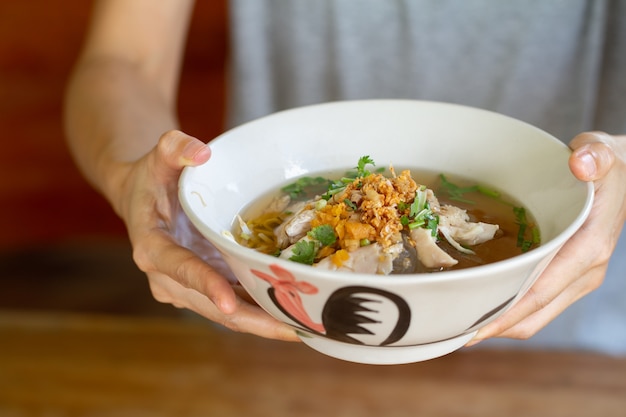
1,310 -> 625,417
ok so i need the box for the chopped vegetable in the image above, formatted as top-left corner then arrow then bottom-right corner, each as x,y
405,188 -> 439,236
289,225 -> 338,265
321,156 -> 380,200
439,174 -> 478,203
289,240 -> 317,265
344,198 -> 358,211
356,155 -> 376,177
281,176 -> 330,200
308,224 -> 337,246
321,177 -> 354,200
513,206 -> 539,252
440,174 -> 504,203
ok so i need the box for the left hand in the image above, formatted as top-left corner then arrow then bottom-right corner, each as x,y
116,131 -> 300,341
468,131 -> 626,345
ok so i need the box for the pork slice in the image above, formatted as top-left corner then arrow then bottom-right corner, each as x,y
263,194 -> 291,214
274,203 -> 316,248
439,205 -> 499,245
314,243 -> 403,275
410,227 -> 458,269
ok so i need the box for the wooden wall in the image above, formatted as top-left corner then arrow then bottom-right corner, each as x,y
0,1 -> 228,249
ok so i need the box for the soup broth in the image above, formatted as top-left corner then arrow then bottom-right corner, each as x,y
234,165 -> 540,274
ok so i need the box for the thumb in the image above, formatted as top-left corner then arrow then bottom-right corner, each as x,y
154,130 -> 212,175
568,131 -> 615,182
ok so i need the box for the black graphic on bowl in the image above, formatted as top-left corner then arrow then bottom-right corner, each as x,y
251,264 -> 516,346
251,264 -> 410,345
464,295 -> 516,331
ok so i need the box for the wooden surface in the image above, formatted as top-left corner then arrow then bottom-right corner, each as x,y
1,311 -> 626,417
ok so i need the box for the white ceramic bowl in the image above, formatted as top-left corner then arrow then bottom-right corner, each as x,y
179,100 -> 593,364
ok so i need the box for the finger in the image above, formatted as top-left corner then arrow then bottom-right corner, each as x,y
133,229 -> 239,314
468,266 -> 597,345
195,290 -> 301,342
468,133 -> 626,347
233,283 -> 260,305
149,272 -> 300,342
152,130 -> 212,179
568,131 -> 615,182
468,221 -> 607,345
492,265 -> 606,340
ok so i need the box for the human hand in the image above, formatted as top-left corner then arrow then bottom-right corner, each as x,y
468,131 -> 626,345
115,130 -> 299,341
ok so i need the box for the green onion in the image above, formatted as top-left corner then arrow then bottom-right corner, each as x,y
314,199 -> 327,211
404,188 -> 439,235
476,184 -> 501,198
411,187 -> 428,217
408,221 -> 424,230
532,227 -> 541,244
513,206 -> 540,252
344,198 -> 358,211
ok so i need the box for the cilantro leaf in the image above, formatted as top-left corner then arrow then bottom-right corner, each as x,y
308,224 -> 337,246
320,156 -> 380,200
439,174 -> 503,204
289,240 -> 317,265
439,174 -> 478,204
281,176 -> 330,200
321,177 -> 354,201
356,155 -> 376,177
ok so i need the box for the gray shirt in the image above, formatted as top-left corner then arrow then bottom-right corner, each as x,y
227,0 -> 626,354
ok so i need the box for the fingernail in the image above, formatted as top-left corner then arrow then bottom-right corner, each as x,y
577,149 -> 597,178
182,143 -> 211,165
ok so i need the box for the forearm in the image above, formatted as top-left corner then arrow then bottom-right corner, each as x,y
63,0 -> 194,215
64,57 -> 178,210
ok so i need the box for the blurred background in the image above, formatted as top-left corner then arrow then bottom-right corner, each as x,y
0,0 -> 228,316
